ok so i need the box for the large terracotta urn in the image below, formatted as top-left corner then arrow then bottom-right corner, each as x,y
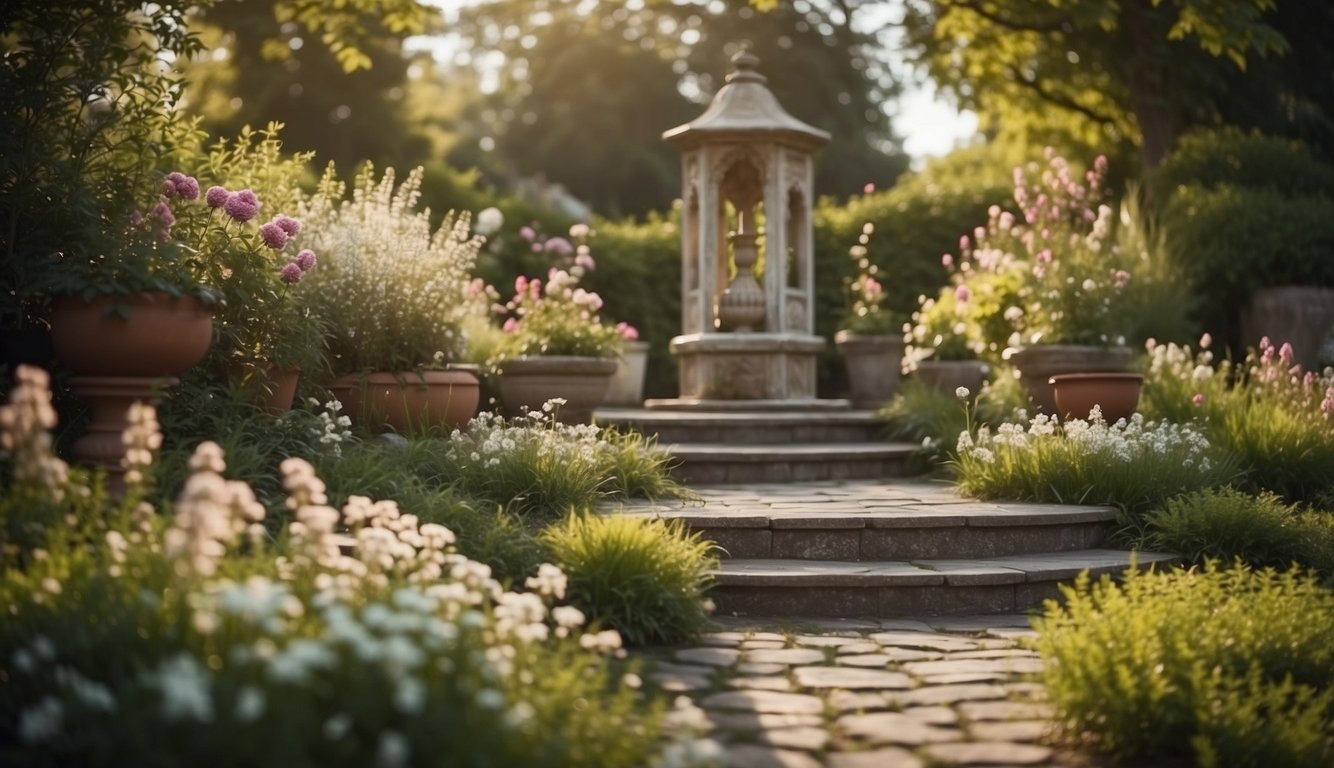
498,356 -> 617,423
1009,344 -> 1135,416
1049,372 -> 1144,424
328,367 -> 480,435
834,331 -> 904,409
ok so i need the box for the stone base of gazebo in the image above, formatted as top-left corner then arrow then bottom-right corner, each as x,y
663,332 -> 826,404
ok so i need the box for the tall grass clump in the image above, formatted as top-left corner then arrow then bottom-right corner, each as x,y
1035,563 -> 1334,767
545,514 -> 718,646
1144,488 -> 1334,578
1141,335 -> 1334,505
0,366 -> 694,768
954,409 -> 1238,535
427,408 -> 689,519
879,374 -> 1025,460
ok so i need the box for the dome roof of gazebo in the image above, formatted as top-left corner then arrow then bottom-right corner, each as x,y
663,49 -> 830,151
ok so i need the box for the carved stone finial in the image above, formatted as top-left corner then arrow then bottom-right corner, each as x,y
727,47 -> 766,84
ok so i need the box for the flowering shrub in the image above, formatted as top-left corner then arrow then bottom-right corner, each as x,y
1141,335 -> 1334,504
939,150 -> 1143,353
954,407 -> 1238,531
903,284 -> 983,368
0,366 -> 689,767
294,165 -> 483,374
839,223 -> 898,335
492,266 -> 623,362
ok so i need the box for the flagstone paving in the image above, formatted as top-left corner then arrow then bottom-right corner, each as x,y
639,614 -> 1082,768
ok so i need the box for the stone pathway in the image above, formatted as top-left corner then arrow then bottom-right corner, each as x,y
640,614 -> 1078,768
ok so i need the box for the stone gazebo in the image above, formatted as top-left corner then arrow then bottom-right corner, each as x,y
654,49 -> 835,407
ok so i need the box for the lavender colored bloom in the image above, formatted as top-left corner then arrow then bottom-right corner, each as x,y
295,249 -> 317,271
279,262 -> 303,284
544,237 -> 573,256
205,186 -> 230,209
224,189 -> 261,223
273,215 -> 301,237
260,221 -> 289,249
151,200 -> 176,229
175,175 -> 200,200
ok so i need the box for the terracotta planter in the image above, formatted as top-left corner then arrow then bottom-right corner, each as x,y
1009,344 -> 1134,416
834,331 -> 904,409
50,293 -> 213,377
912,359 -> 990,399
605,340 -> 650,406
329,368 -> 480,435
1050,372 -> 1145,424
229,363 -> 300,414
498,356 -> 617,423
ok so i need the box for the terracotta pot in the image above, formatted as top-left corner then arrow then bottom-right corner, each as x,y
498,356 -> 617,423
912,359 -> 990,399
50,293 -> 213,377
1009,344 -> 1134,416
834,330 -> 904,409
1050,372 -> 1145,424
229,363 -> 301,414
329,369 -> 480,435
605,340 -> 650,406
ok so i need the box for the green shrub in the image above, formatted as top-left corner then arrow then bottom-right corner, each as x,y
1151,127 -> 1334,198
545,514 -> 718,646
877,373 -> 1025,461
1035,563 -> 1334,767
1145,488 -> 1334,577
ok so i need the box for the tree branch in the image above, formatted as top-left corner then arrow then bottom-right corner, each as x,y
946,0 -> 1069,34
1006,65 -> 1117,124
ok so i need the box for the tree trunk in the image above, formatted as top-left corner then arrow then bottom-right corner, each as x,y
1120,0 -> 1180,174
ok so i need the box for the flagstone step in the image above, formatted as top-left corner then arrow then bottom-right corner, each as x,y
595,407 -> 884,445
709,550 -> 1180,617
616,492 -> 1117,560
663,442 -> 924,484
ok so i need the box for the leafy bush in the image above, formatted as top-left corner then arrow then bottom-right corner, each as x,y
545,514 -> 718,646
1144,488 -> 1334,577
1035,563 -> 1334,767
0,369 -> 676,768
954,410 -> 1240,536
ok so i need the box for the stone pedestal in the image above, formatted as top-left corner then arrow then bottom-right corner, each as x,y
662,333 -> 824,403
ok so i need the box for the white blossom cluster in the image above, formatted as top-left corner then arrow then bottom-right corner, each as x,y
303,397 -> 353,455
294,165 -> 483,370
958,408 -> 1214,469
446,405 -> 611,472
0,366 -> 72,500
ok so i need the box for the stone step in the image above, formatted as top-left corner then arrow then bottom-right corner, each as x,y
663,442 -> 924,484
709,550 -> 1181,617
596,407 -> 884,445
617,494 -> 1117,560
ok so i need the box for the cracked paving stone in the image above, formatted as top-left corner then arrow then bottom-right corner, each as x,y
900,683 -> 1007,706
835,654 -> 895,669
737,662 -> 788,676
826,747 -> 924,768
728,676 -> 794,692
700,690 -> 825,715
869,632 -> 980,652
837,712 -> 962,746
756,726 -> 830,752
675,647 -> 741,667
726,745 -> 823,768
744,648 -> 827,666
706,712 -> 824,731
903,658 -> 1045,677
967,719 -> 1053,743
958,700 -> 1055,721
827,690 -> 892,712
793,666 -> 913,690
920,741 -> 1054,766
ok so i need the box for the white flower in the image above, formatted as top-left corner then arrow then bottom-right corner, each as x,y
234,686 -> 266,722
955,386 -> 970,399
153,653 -> 214,722
17,696 -> 63,743
376,730 -> 411,768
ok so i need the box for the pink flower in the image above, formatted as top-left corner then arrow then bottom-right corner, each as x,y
941,254 -> 954,268
864,277 -> 883,296
616,321 -> 639,341
1193,393 -> 1205,406
1036,249 -> 1053,264
130,210 -> 144,226
574,250 -> 596,271
569,223 -> 590,239
955,285 -> 971,304
959,235 -> 970,252
531,242 -> 543,253
273,215 -> 301,237
278,262 -> 303,284
1279,342 -> 1295,368
224,189 -> 261,223
544,236 -> 573,256
502,317 -> 519,333
260,221 -> 288,249
1114,270 -> 1131,289
295,249 -> 317,271
514,275 -> 528,295
863,182 -> 875,195
170,173 -> 200,201
151,199 -> 176,229
519,226 -> 536,242
205,186 -> 230,209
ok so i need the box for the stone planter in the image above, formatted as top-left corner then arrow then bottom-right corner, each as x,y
605,340 -> 650,406
49,292 -> 214,491
498,355 -> 617,423
1241,286 -> 1334,372
1050,372 -> 1144,424
329,368 -> 480,435
834,331 -> 904,409
1009,344 -> 1135,416
912,359 -> 990,399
